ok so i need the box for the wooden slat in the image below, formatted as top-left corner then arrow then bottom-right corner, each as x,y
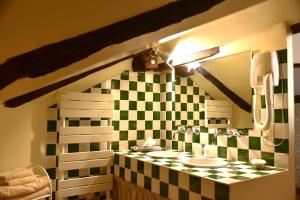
59,134 -> 113,144
58,158 -> 113,171
206,124 -> 231,128
205,100 -> 231,106
61,93 -> 113,102
58,175 -> 113,189
60,100 -> 113,110
206,111 -> 232,118
56,182 -> 113,198
205,106 -> 232,112
60,109 -> 113,118
60,126 -> 113,136
59,151 -> 113,162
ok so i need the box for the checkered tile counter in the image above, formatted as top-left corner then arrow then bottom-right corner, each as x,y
113,151 -> 286,200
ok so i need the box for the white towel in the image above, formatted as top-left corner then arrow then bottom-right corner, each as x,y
7,175 -> 38,186
0,168 -> 33,186
0,176 -> 51,199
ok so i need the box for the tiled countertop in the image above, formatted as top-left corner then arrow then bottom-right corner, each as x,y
114,150 -> 286,185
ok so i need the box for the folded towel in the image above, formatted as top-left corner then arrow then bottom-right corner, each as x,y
7,175 -> 38,186
0,168 -> 33,186
6,186 -> 50,200
0,176 -> 51,199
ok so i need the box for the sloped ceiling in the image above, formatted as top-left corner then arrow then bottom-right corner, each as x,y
0,0 -> 265,106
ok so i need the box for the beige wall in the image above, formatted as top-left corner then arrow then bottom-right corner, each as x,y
0,103 -> 48,172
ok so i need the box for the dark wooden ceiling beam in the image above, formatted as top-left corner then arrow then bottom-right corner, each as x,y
196,67 -> 252,113
0,0 -> 223,90
291,23 -> 300,34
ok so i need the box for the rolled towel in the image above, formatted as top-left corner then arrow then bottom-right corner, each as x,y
7,175 -> 38,186
0,168 -> 33,186
0,176 -> 51,199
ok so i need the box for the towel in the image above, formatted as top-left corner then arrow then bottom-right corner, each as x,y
6,186 -> 50,200
0,176 -> 51,199
7,175 -> 38,186
0,168 -> 33,186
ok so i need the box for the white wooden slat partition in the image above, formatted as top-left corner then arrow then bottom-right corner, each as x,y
57,92 -> 113,200
205,100 -> 232,128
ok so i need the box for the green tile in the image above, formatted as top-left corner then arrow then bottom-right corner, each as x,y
188,112 -> 193,120
90,120 -> 100,126
175,94 -> 181,102
46,144 -> 56,156
261,152 -> 274,166
137,130 -> 145,140
161,139 -> 166,148
68,120 -> 79,127
153,130 -> 160,139
128,121 -> 137,130
46,168 -> 56,179
175,76 -> 181,85
181,120 -> 187,125
145,121 -> 153,130
176,111 -> 181,120
152,164 -> 160,179
146,83 -> 153,92
200,96 -> 205,103
161,83 -> 166,92
187,95 -> 193,103
179,188 -> 189,200
181,103 -> 187,111
101,89 -> 110,94
187,78 -> 193,86
238,149 -> 249,162
120,90 -> 129,100
112,121 -> 119,130
121,71 -> 129,80
120,131 -> 128,140
90,143 -> 100,151
169,169 -> 178,186
154,74 -> 160,83
90,167 -> 100,175
47,120 -> 57,132
218,146 -> 227,159
178,132 -> 185,141
111,79 -> 120,89
193,103 -> 200,111
137,111 -> 145,120
68,169 -> 79,178
114,154 -> 119,165
189,175 -> 201,194
153,93 -> 160,102
138,92 -> 145,101
261,95 -> 266,108
215,182 -> 229,200
193,87 -> 199,95
160,182 -> 169,198
181,86 -> 187,94
166,131 -> 172,140
249,136 -> 261,150
194,120 -> 200,126
166,92 -> 173,101
138,73 -> 145,82
277,49 -> 287,64
153,111 -> 160,120
68,144 -> 79,153
275,139 -> 289,153
172,141 -> 178,150
146,102 -> 153,111
128,140 -> 136,149
129,81 -> 137,91
231,176 -> 249,181
137,160 -> 144,174
120,111 -> 128,120
274,79 -> 288,93
129,101 -> 137,110
114,100 -> 120,110
166,73 -> 172,82
131,171 -> 137,184
160,121 -> 166,129
200,126 -> 208,133
274,109 -> 288,123
120,167 -> 125,179
227,136 -> 237,147
166,111 -> 172,120
185,143 -> 192,153
144,176 -> 152,191
111,141 -> 119,151
193,134 -> 200,143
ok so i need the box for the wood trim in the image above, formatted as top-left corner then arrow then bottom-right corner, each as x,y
295,95 -> 300,103
4,54 -> 133,107
291,23 -> 300,34
294,63 -> 300,68
0,0 -> 223,90
196,67 -> 252,113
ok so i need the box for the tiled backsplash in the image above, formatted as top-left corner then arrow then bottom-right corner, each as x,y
46,49 -> 289,185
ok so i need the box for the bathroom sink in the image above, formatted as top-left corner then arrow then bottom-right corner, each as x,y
179,157 -> 227,168
146,151 -> 182,158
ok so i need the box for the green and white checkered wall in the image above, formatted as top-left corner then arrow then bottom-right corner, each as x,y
46,49 -> 289,193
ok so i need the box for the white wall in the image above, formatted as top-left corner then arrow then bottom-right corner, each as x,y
0,103 -> 48,172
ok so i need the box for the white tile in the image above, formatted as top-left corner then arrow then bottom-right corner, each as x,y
153,83 -> 160,93
145,92 -> 153,101
237,136 -> 249,149
274,153 -> 289,168
144,162 -> 152,177
119,141 -> 128,150
160,167 -> 169,183
248,129 -> 260,137
274,93 -> 288,109
128,130 -> 136,140
128,111 -> 137,120
185,133 -> 193,143
151,179 -> 160,194
145,111 -> 153,120
181,95 -> 187,103
217,135 -> 227,147
128,91 -> 137,101
119,100 -> 129,110
125,169 -> 131,182
261,138 -> 275,152
227,147 -> 238,161
178,172 -> 189,190
145,73 -> 154,83
249,150 -> 261,161
189,191 -> 201,200
137,173 -> 144,187
129,72 -> 138,82
131,159 -> 137,172
114,166 -> 120,176
112,90 -> 120,99
120,80 -> 129,90
200,133 -> 209,144
201,178 -> 215,199
168,184 -> 178,200
187,86 -> 193,95
46,156 -> 56,168
274,123 -> 289,139
181,112 -> 187,120
153,121 -> 160,129
136,121 -> 145,130
119,121 -> 128,131
153,102 -> 160,111
47,133 -> 57,143
137,82 -> 145,92
119,155 -> 125,167
137,101 -> 145,110
217,177 -> 240,184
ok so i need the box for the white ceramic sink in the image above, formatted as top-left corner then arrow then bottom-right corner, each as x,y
146,151 -> 182,158
179,157 -> 227,168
